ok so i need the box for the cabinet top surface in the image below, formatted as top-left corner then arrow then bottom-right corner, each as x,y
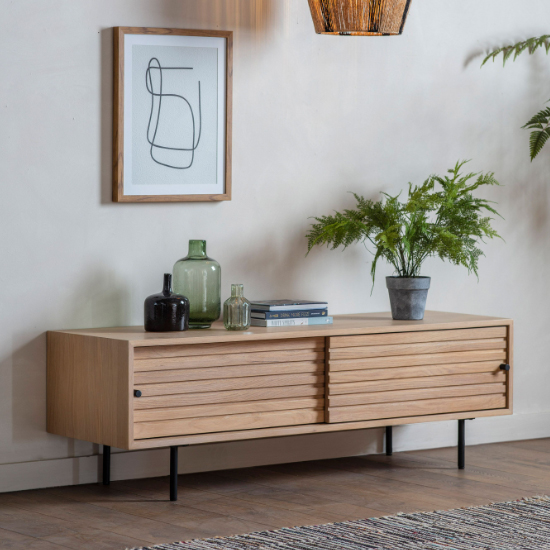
49,311 -> 512,347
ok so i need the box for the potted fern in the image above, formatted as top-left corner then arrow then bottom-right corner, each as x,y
306,161 -> 502,320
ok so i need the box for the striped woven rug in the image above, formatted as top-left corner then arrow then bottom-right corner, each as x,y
133,496 -> 550,550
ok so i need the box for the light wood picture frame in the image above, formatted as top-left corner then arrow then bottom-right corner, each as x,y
113,27 -> 233,203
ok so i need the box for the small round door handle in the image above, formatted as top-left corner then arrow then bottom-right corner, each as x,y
134,390 -> 142,397
500,364 -> 511,371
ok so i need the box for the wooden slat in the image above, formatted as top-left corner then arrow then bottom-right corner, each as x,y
329,327 -> 507,348
134,409 -> 324,439
506,323 -> 514,411
329,338 -> 506,361
134,397 -> 323,422
329,361 -> 503,384
328,371 -> 506,395
324,337 -> 330,423
329,349 -> 507,372
130,407 -> 512,449
328,383 -> 506,407
136,373 -> 324,397
134,361 -> 324,385
327,394 -> 506,423
135,350 -> 324,372
134,337 -> 325,359
134,384 -> 325,409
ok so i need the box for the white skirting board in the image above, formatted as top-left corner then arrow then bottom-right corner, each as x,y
1,411 -> 549,494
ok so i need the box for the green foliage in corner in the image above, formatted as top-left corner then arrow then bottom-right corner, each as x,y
481,35 -> 550,67
306,162 -> 502,285
482,35 -> 550,161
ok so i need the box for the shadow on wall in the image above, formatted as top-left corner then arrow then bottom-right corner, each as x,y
99,0 -> 276,205
167,0 -> 274,34
232,230 -> 307,299
10,334 -> 47,447
9,269 -> 131,455
510,52 -> 550,244
508,154 -> 550,248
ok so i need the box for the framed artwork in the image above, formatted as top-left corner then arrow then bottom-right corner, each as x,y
113,27 -> 232,202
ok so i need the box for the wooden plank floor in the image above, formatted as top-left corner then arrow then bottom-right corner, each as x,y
1,438 -> 550,549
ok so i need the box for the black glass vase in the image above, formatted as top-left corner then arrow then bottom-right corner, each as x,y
144,274 -> 190,332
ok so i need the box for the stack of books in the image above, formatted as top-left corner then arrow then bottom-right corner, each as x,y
250,300 -> 332,327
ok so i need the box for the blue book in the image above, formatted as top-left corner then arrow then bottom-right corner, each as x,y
250,300 -> 328,311
251,308 -> 328,320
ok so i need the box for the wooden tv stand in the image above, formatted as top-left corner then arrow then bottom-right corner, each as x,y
47,311 -> 513,500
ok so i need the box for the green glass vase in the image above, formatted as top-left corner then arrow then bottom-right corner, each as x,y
223,284 -> 251,331
173,240 -> 221,329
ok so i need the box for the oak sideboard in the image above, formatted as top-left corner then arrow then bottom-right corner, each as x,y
47,311 -> 513,500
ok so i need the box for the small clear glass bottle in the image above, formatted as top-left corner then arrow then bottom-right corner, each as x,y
223,284 -> 251,331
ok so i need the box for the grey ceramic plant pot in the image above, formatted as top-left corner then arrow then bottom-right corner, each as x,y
386,276 -> 431,320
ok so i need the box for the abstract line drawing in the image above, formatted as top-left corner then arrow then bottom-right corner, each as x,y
145,57 -> 202,170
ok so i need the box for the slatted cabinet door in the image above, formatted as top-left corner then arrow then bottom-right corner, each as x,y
133,338 -> 325,439
326,327 -> 511,423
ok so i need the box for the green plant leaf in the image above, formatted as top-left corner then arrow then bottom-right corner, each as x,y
482,35 -> 550,67
529,129 -> 550,160
482,36 -> 550,159
522,106 -> 550,128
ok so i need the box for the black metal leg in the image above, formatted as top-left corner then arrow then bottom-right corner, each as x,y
103,445 -> 111,486
170,446 -> 178,501
458,419 -> 465,470
385,426 -> 393,456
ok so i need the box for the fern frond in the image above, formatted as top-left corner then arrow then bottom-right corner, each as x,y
529,129 -> 550,160
483,37 -> 550,159
481,34 -> 550,67
521,105 -> 550,160
522,106 -> 550,128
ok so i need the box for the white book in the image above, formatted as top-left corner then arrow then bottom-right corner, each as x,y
251,317 -> 333,327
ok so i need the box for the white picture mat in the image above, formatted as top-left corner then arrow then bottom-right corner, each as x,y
123,34 -> 226,196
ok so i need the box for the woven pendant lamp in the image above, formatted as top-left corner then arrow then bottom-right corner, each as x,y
307,0 -> 412,36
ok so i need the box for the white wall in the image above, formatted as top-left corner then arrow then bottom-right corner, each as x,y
1,0 -> 550,493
